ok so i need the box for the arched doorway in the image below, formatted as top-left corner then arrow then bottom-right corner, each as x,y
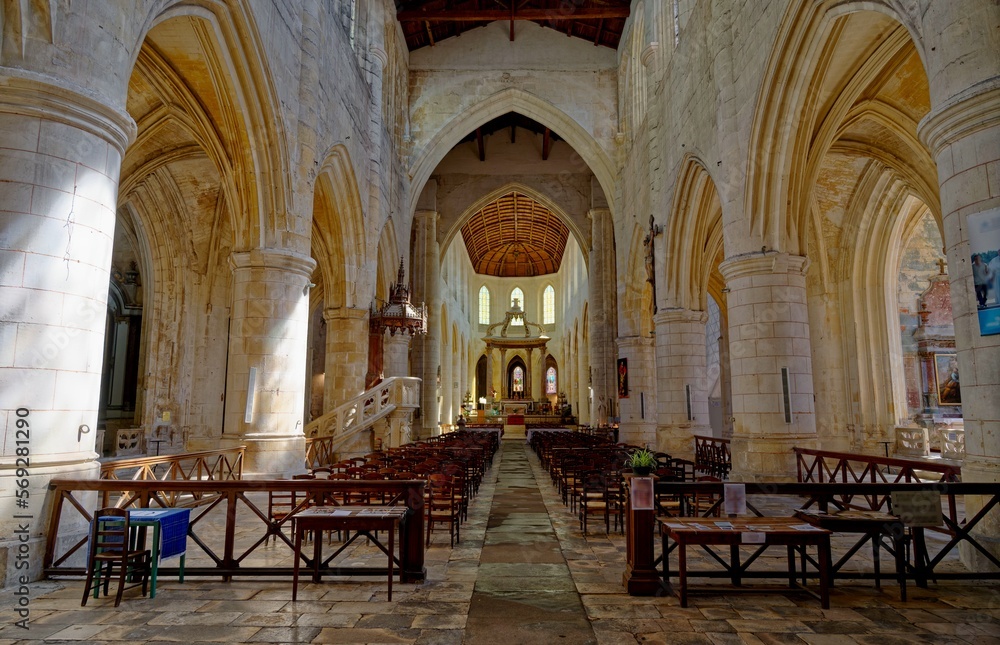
506,356 -> 527,400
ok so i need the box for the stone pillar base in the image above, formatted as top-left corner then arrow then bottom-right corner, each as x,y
728,433 -> 817,482
1,457 -> 99,586
223,434 -> 305,478
656,424 -> 710,461
618,422 -> 656,448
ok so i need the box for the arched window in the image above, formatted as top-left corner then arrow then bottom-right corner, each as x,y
543,285 -> 555,325
478,286 -> 490,325
546,367 -> 557,395
510,287 -> 524,326
512,366 -> 524,393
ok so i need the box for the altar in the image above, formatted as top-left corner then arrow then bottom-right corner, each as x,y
502,402 -> 528,416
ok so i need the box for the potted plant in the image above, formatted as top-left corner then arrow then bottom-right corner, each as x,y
627,448 -> 657,476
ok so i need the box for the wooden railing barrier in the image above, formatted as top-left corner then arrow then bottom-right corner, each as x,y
100,446 -> 246,481
795,447 -> 961,485
44,478 -> 426,584
622,481 -> 1000,596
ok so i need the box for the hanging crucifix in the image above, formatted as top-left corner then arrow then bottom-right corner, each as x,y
643,214 -> 662,314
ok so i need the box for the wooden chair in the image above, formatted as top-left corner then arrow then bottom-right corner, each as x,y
426,474 -> 461,547
81,509 -> 151,607
579,472 -> 610,534
690,475 -> 723,517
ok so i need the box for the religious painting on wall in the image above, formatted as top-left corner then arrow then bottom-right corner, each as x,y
617,358 -> 628,398
934,353 -> 961,406
969,207 -> 1000,336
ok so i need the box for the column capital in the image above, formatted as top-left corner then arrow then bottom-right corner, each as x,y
229,249 -> 316,278
0,70 -> 136,153
414,209 -> 439,223
587,208 -> 612,221
653,307 -> 707,326
719,252 -> 808,281
323,306 -> 369,323
918,80 -> 1000,156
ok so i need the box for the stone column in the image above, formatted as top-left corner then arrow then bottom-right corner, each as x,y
382,332 -> 411,378
525,349 -> 534,400
323,307 -> 369,407
719,253 -> 817,481
222,249 -> 315,477
918,4 -> 1000,566
653,309 -> 711,458
589,208 -> 617,425
618,335 -> 657,447
0,77 -> 134,584
414,210 -> 440,437
440,334 -> 453,429
719,321 -> 734,439
577,335 -> 590,425
499,348 -> 508,398
485,344 -> 494,401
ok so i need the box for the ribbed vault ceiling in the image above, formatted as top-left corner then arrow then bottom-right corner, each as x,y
461,192 -> 569,277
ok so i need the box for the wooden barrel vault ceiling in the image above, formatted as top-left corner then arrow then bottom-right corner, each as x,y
461,192 -> 570,278
395,0 -> 631,51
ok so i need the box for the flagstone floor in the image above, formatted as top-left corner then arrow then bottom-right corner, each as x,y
1,442 -> 998,644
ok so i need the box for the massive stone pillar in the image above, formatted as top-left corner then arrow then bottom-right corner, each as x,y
440,333 -> 453,428
322,307 -> 369,407
719,253 -> 817,481
222,250 -> 315,477
0,76 -> 135,584
618,335 -> 657,447
414,210 -> 441,437
588,208 -> 617,424
918,0 -> 1000,567
653,309 -> 711,458
383,332 -> 411,378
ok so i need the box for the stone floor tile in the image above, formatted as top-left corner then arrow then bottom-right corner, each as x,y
726,620 -> 811,634
311,627 -> 418,643
238,612 -> 298,627
44,624 -> 110,641
246,626 -> 322,642
146,610 -> 243,626
292,613 -> 361,628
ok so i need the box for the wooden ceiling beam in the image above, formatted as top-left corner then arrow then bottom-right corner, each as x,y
397,8 -> 629,22
594,19 -> 603,46
476,127 -> 485,161
542,127 -> 551,160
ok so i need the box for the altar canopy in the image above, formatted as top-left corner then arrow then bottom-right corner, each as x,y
482,299 -> 550,402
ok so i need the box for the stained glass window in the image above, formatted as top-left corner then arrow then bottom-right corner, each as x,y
513,367 -> 524,392
478,286 -> 490,325
543,285 -> 555,325
546,367 -> 556,394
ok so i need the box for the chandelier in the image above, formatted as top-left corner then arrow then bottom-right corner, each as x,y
370,258 -> 427,336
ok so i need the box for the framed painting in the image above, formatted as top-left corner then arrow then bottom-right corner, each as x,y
934,353 -> 961,406
617,358 -> 628,398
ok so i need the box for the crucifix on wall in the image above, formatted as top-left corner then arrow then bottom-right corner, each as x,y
643,214 -> 662,314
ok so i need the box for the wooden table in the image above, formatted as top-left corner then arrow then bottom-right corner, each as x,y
292,506 -> 408,601
659,517 -> 832,608
794,509 -> 910,599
